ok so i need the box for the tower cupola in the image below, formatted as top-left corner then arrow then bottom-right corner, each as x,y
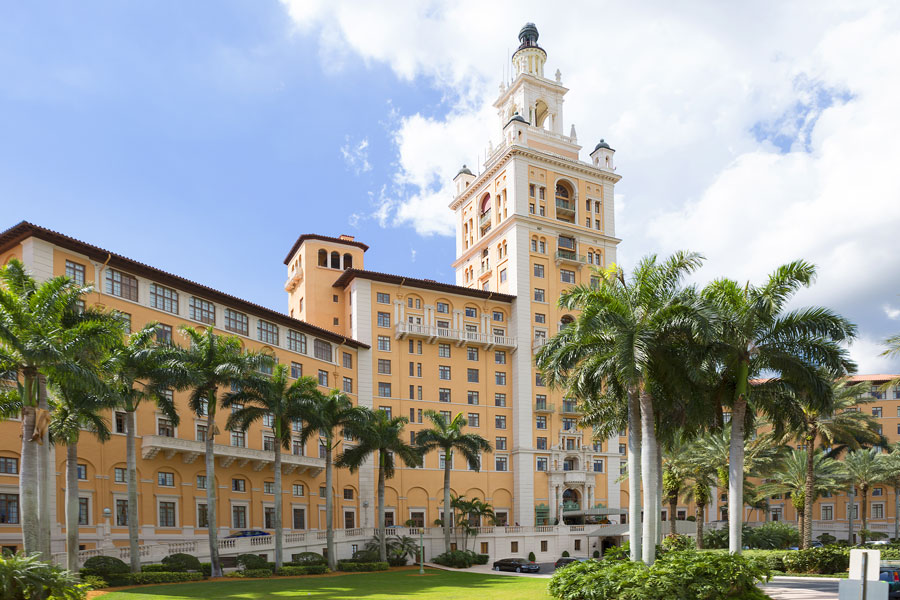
512,22 -> 547,78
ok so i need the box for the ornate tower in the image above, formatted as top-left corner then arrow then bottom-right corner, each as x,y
450,23 -> 623,526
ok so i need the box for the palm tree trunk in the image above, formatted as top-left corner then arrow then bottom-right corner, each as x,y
125,409 -> 140,573
443,451 -> 452,554
639,390 -> 658,565
20,389 -> 39,555
205,406 -> 221,577
38,376 -> 51,559
274,433 -> 283,569
669,497 -> 678,537
696,503 -> 705,549
848,485 -> 855,543
656,450 -> 663,546
894,485 -> 899,543
797,505 -> 804,546
378,452 -> 387,562
728,379 -> 749,555
627,389 -> 642,562
66,442 -> 79,572
325,441 -> 336,570
803,434 -> 816,549
861,488 -> 868,543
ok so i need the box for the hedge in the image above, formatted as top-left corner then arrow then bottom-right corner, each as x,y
291,552 -> 327,566
139,564 -> 170,573
276,565 -> 330,576
236,554 -> 269,570
128,572 -> 204,585
162,553 -> 202,573
227,568 -> 274,578
336,560 -> 389,572
80,555 -> 129,577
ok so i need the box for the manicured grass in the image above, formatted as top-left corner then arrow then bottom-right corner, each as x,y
96,568 -> 553,600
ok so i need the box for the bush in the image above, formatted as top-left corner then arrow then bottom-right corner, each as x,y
745,522 -> 800,550
0,553 -> 87,600
162,552 -> 202,572
128,572 -> 204,585
781,546 -> 849,575
291,552 -> 327,566
200,562 -> 212,577
236,554 -> 268,570
432,550 -> 476,568
593,551 -> 600,559
387,555 -> 408,567
139,564 -> 168,573
817,533 -> 837,545
603,542 -> 629,561
561,550 -> 570,558
549,550 -> 770,600
80,575 -> 108,590
227,568 -> 273,578
474,554 -> 490,565
276,565 -> 329,576
81,555 -> 129,577
351,548 -> 380,563
336,560 -> 389,572
661,534 -> 693,553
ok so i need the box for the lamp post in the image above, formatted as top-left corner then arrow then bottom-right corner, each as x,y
419,528 -> 425,575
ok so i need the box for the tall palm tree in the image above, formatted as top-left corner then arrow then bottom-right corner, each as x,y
787,379 -> 883,548
166,326 -> 260,578
844,448 -> 892,543
885,444 -> 900,542
48,384 -> 115,571
755,449 -> 847,544
336,409 -> 421,562
295,389 -> 368,570
662,441 -> 692,536
103,323 -> 175,572
537,252 -> 710,564
0,259 -> 119,556
415,411 -> 492,554
701,261 -> 856,553
223,364 -> 315,569
682,466 -> 715,549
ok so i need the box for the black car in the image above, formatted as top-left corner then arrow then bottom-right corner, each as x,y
554,556 -> 590,569
492,558 -> 541,573
225,529 -> 270,538
879,566 -> 900,599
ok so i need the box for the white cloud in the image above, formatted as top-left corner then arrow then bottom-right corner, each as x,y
339,136 -> 372,175
885,305 -> 900,321
281,0 -> 900,373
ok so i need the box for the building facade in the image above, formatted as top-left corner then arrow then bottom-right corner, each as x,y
0,23 -> 895,562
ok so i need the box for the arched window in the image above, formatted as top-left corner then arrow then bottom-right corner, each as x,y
535,99 -> 550,129
555,183 -> 570,199
318,249 -> 327,267
560,315 -> 574,329
343,253 -> 353,270
330,251 -> 340,269
480,194 -> 491,214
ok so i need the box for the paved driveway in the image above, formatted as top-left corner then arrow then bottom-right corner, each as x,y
760,577 -> 839,600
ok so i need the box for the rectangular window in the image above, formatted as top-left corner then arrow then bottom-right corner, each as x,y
619,443 -> 626,454
439,388 -> 451,403
343,377 -> 353,393
536,437 -> 547,450
293,508 -> 306,529
377,312 -> 391,327
467,391 -> 479,405
467,368 -> 479,383
258,320 -> 279,344
562,418 -> 576,431
317,370 -> 328,386
378,382 -> 391,397
287,330 -> 307,353
436,301 -> 450,314
157,418 -> 175,437
232,478 -> 246,492
189,297 -> 216,324
535,373 -> 545,386
499,269 -> 507,283
263,435 -> 276,451
74,463 -> 87,480
438,344 -> 451,358
494,351 -> 507,365
106,269 -> 138,301
156,323 -> 173,344
495,372 -> 507,385
465,307 -> 477,318
78,497 -> 89,525
342,352 -> 352,368
231,430 -> 246,447
377,359 -> 392,374
0,457 -> 17,475
196,424 -> 208,442
873,407 -> 883,417
376,292 -> 390,304
468,413 -> 480,427
65,260 -> 86,285
159,501 -> 176,527
495,393 -> 506,407
821,505 -> 834,521
148,283 -> 178,314
495,415 -> 506,429
313,339 -> 332,362
536,457 -> 548,471
377,336 -> 391,351
439,365 -> 451,380
873,504 -> 885,519
115,498 -> 127,526
114,467 -> 126,483
292,484 -> 305,497
593,459 -> 604,473
287,361 -> 302,379
232,505 -> 247,529
197,503 -> 208,528
534,288 -> 545,302
533,264 -> 544,278
495,456 -> 508,472
496,436 -> 506,450
157,471 -> 174,486
196,475 -> 207,489
223,308 -> 249,335
114,411 -> 127,434
536,416 -> 547,430
263,481 -> 275,495
467,347 -> 479,361
561,269 -> 576,284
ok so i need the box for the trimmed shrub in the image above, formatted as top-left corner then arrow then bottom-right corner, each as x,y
200,562 -> 211,577
80,575 -> 108,590
236,554 -> 268,570
528,551 -> 537,562
745,522 -> 800,550
291,552 -> 327,566
387,555 -> 408,567
139,564 -> 169,573
661,534 -> 692,553
432,550 -> 476,568
781,546 -> 849,575
351,549 -> 380,563
228,568 -> 273,578
336,560 -> 389,572
161,552 -> 202,573
276,565 -> 329,576
80,555 -> 129,577
128,572 -> 204,585
549,550 -> 770,600
474,554 -> 490,565
593,551 -> 600,559
561,550 -> 570,558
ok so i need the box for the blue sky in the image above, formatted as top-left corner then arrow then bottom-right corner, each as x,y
2,1 -> 899,372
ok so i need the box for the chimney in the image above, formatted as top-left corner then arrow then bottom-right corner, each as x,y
339,235 -> 355,242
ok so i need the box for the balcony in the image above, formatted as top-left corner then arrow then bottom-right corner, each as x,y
534,402 -> 555,413
395,322 -> 516,349
141,435 -> 325,476
564,471 -> 586,485
479,262 -> 492,277
555,250 -> 587,266
479,211 -> 491,228
559,402 -> 581,415
555,199 -> 574,214
283,268 -> 303,292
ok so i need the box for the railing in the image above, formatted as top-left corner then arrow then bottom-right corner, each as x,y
555,250 -> 587,264
534,402 -> 555,413
396,322 -> 517,348
343,528 -> 364,537
479,263 -> 491,276
555,198 -> 575,212
560,403 -> 581,415
479,211 -> 491,227
250,535 -> 273,546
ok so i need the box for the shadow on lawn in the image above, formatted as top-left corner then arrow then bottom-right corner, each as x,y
100,568 -> 546,599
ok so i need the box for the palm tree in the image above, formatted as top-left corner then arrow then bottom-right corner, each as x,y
537,252 -> 710,564
0,259 -> 119,556
415,410 -> 492,554
682,466 -> 715,549
336,409 -> 421,562
295,389 -> 368,570
755,449 -> 847,544
885,444 -> 900,542
844,448 -> 892,543
103,323 -> 175,572
223,364 -> 315,569
48,384 -> 115,571
787,379 -> 883,548
662,442 -> 692,536
701,261 -> 856,553
166,326 -> 261,578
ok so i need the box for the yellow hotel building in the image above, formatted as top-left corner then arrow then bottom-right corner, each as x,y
0,23 -> 894,563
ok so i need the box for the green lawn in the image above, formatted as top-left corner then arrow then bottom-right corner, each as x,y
96,568 -> 553,600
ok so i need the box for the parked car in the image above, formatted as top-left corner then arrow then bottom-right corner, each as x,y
554,556 -> 590,569
879,566 -> 900,599
492,558 -> 541,573
869,540 -> 891,546
225,529 -> 270,538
